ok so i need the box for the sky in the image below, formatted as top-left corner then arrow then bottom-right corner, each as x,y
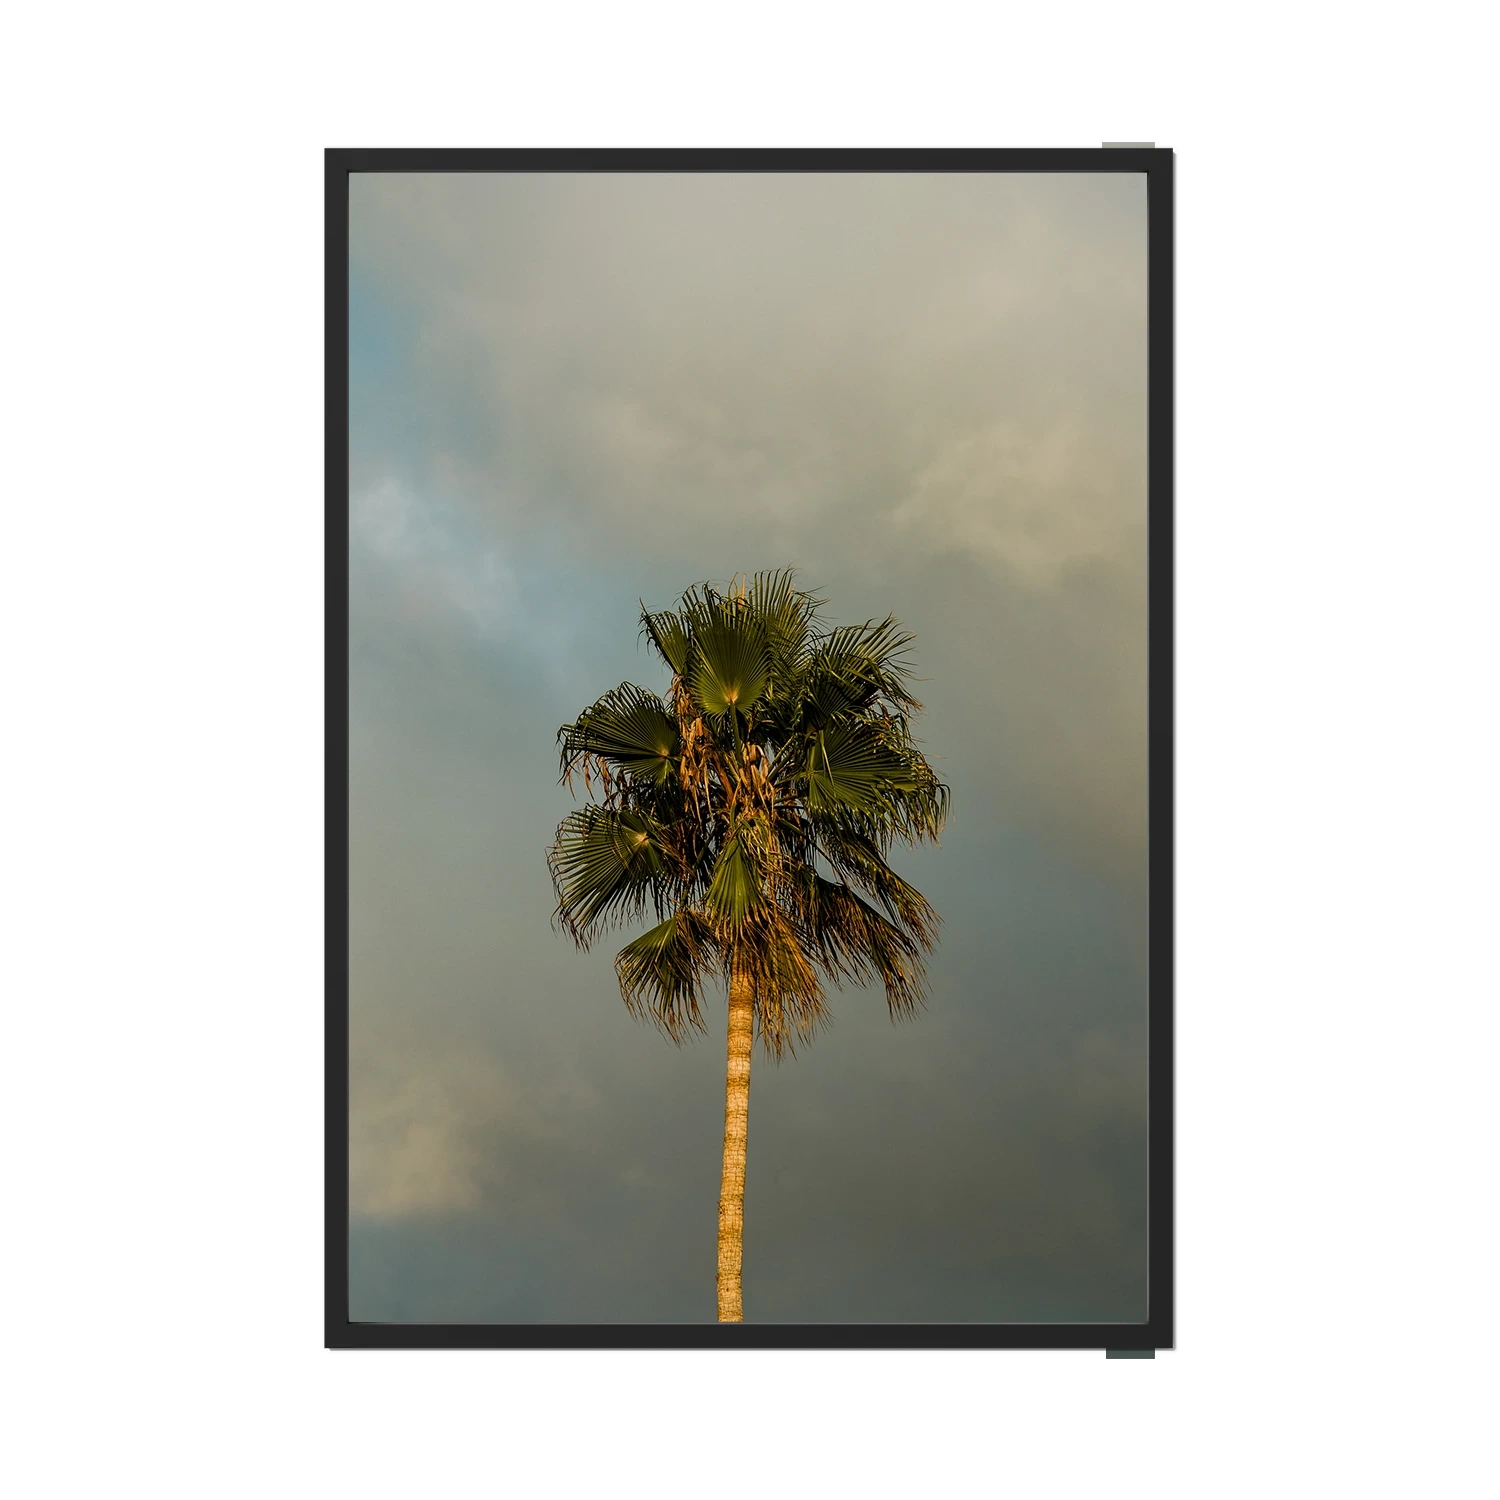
347,171 -> 1150,1324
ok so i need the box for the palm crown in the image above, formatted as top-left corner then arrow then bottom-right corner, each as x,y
548,571 -> 950,1056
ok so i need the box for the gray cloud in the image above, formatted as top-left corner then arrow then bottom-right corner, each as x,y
352,175 -> 1145,513
347,171 -> 1149,1322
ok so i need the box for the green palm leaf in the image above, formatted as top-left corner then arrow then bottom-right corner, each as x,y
749,569 -> 817,686
639,608 -> 691,675
615,911 -> 716,1040
689,615 -> 770,719
815,823 -> 941,939
549,807 -> 665,941
799,872 -> 928,1020
799,615 -> 920,728
703,823 -> 762,924
802,722 -> 918,813
558,683 -> 680,785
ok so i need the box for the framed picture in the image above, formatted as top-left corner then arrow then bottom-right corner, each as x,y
327,147 -> 1173,1350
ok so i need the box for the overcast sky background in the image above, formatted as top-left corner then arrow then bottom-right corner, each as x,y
348,171 -> 1149,1324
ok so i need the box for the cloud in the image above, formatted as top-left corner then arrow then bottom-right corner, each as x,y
354,478 -> 520,643
350,475 -> 631,708
892,417 -> 1143,583
349,171 -> 1146,568
350,1052 -> 505,1219
350,1041 -> 607,1223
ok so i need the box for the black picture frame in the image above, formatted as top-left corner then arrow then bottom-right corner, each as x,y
326,146 -> 1173,1351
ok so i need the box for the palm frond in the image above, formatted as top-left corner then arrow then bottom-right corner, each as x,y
798,615 -> 921,728
615,911 -> 716,1041
688,613 -> 770,720
639,607 -> 691,675
703,822 -> 762,925
558,683 -> 680,787
880,758 -> 950,842
749,569 -> 819,688
801,721 -> 919,815
797,872 -> 930,1021
814,823 -> 942,941
548,807 -> 666,944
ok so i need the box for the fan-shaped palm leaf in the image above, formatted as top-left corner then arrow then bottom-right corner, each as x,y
798,872 -> 927,1020
689,614 -> 770,720
615,910 -> 717,1041
640,608 -> 691,675
558,683 -> 680,786
802,721 -> 919,814
549,807 -> 665,941
703,822 -> 762,925
749,569 -> 818,691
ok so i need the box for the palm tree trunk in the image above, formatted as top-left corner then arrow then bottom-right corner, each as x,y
716,970 -> 754,1321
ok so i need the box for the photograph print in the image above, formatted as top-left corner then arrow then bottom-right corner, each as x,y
331,150 -> 1171,1342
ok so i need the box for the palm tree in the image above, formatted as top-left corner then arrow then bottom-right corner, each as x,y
548,571 -> 949,1322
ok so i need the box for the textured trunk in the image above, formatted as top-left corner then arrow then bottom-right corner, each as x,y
716,970 -> 754,1322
